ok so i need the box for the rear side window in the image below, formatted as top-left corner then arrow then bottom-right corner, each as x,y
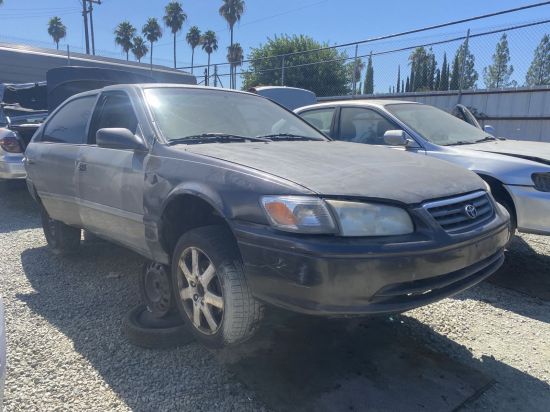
89,92 -> 138,144
42,96 -> 96,144
300,108 -> 335,135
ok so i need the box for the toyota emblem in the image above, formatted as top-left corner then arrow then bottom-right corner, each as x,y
464,204 -> 478,219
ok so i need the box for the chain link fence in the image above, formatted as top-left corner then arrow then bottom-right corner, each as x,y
202,19 -> 550,98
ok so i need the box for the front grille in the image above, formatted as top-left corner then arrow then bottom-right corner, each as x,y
424,191 -> 494,233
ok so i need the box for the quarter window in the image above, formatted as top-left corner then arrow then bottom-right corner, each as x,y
42,96 -> 96,144
338,107 -> 401,145
300,108 -> 336,135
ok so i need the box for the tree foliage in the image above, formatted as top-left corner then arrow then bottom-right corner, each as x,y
439,52 -> 449,91
483,33 -> 514,88
525,34 -> 550,86
142,18 -> 162,67
363,54 -> 374,94
115,21 -> 136,61
201,30 -> 218,83
408,47 -> 435,92
450,41 -> 478,90
164,1 -> 187,68
47,16 -> 67,50
131,36 -> 148,62
242,35 -> 351,96
186,26 -> 202,74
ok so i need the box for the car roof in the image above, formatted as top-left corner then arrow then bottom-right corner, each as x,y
296,99 -> 420,112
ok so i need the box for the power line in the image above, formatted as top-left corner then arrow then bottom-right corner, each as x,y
178,0 -> 550,70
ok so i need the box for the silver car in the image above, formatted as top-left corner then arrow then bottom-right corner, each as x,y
296,100 -> 550,237
0,296 -> 5,406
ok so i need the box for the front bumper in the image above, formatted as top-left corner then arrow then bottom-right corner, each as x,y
506,185 -> 550,235
234,206 -> 509,315
0,153 -> 26,179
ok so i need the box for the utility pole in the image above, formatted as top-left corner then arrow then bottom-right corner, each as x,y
88,0 -> 101,55
82,0 -> 90,54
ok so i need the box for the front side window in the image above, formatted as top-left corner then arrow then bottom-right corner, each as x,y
89,92 -> 138,144
386,103 -> 490,146
42,96 -> 96,144
337,107 -> 401,145
144,88 -> 327,142
300,108 -> 336,135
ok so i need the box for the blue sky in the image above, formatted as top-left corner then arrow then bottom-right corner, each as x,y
0,1 -> 549,91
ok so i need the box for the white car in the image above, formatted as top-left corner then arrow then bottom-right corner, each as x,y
296,100 -> 550,237
0,296 -> 5,406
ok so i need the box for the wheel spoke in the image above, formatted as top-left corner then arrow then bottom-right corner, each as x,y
193,303 -> 201,327
202,305 -> 218,332
180,287 -> 193,301
204,292 -> 224,309
200,264 -> 215,287
178,258 -> 193,282
191,248 -> 199,277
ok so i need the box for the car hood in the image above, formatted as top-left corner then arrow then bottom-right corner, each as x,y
182,141 -> 484,204
468,140 -> 550,165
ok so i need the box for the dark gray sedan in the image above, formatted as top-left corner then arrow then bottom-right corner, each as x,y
25,85 -> 509,347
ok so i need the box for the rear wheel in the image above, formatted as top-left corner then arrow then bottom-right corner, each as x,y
171,225 -> 263,348
40,207 -> 81,255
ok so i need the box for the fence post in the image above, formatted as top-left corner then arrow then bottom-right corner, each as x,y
204,68 -> 208,86
458,28 -> 470,103
67,45 -> 71,65
281,56 -> 285,86
352,44 -> 359,96
214,65 -> 218,87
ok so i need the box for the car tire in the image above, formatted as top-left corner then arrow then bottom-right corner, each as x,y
139,261 -> 176,318
40,207 -> 81,255
171,225 -> 264,348
123,304 -> 193,349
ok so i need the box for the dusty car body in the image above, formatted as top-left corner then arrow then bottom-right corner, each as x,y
25,85 -> 509,347
296,100 -> 550,236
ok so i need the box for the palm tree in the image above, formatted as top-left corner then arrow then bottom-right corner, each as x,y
114,21 -> 136,61
142,18 -> 162,68
163,1 -> 187,69
201,30 -> 218,86
47,16 -> 67,50
219,0 -> 245,88
131,36 -> 149,63
227,43 -> 243,89
186,26 -> 201,74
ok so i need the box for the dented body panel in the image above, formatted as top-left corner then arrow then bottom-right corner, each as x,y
25,85 -> 510,315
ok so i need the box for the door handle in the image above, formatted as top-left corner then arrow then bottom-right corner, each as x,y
78,162 -> 87,172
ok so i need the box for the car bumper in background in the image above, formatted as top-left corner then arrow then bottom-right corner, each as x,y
234,218 -> 509,316
0,296 -> 6,407
0,154 -> 26,179
506,185 -> 550,235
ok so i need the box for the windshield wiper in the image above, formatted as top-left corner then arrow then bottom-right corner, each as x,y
168,133 -> 271,145
258,133 -> 323,141
474,136 -> 497,143
444,141 -> 475,146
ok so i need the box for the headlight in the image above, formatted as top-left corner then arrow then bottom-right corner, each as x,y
326,200 -> 414,236
261,196 -> 337,234
532,173 -> 550,192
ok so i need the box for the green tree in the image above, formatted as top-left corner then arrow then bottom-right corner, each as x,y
483,33 -> 514,88
405,76 -> 410,92
47,16 -> 67,50
220,0 -> 245,88
396,65 -> 401,93
408,47 -> 435,91
452,41 -> 478,90
434,68 -> 441,91
164,1 -> 187,68
439,52 -> 449,91
363,54 -> 374,94
201,30 -> 218,85
131,36 -> 148,62
227,43 -> 244,88
186,26 -> 201,74
428,53 -> 436,90
242,35 -> 351,96
525,34 -> 550,86
351,58 -> 364,94
114,21 -> 136,61
142,18 -> 162,68
449,53 -> 460,90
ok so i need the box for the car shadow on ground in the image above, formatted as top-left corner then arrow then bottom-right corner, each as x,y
0,181 -> 40,233
18,241 -> 550,411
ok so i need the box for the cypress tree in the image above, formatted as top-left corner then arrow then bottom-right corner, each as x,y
450,53 -> 460,90
439,53 -> 449,90
526,34 -> 550,86
405,76 -> 410,92
434,68 -> 441,91
396,65 -> 401,93
364,53 -> 374,94
401,79 -> 405,93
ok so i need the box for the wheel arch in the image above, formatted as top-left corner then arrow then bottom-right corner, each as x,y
476,172 -> 517,219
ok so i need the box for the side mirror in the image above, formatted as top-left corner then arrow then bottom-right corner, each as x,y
383,130 -> 416,147
483,125 -> 496,135
96,128 -> 146,151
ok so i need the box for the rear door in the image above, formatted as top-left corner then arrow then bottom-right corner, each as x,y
25,95 -> 97,226
76,91 -> 149,253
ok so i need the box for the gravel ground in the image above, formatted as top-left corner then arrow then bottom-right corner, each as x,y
1,181 -> 549,411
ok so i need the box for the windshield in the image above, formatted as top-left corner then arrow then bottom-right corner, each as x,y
144,87 -> 327,143
385,103 -> 491,146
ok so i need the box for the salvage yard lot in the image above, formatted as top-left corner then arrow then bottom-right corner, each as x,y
0,182 -> 549,411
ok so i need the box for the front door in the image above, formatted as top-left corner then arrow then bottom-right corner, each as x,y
76,91 -> 149,254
